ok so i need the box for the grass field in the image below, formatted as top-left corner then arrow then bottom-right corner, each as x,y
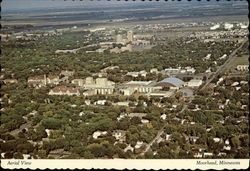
225,55 -> 249,72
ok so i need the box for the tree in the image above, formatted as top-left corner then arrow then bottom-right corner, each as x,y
145,149 -> 154,159
130,117 -> 141,125
42,118 -> 67,129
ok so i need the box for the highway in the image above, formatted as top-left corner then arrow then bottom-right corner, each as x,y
201,39 -> 247,90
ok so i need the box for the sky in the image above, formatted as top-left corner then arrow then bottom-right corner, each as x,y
2,0 -> 248,14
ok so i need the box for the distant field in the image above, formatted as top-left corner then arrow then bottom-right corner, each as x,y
226,55 -> 249,71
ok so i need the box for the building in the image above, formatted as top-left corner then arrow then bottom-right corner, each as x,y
46,75 -> 60,85
110,47 -> 121,54
210,24 -> 220,30
49,85 -> 80,96
187,79 -> 203,88
164,67 -> 181,75
126,72 -> 140,77
28,75 -> 60,87
132,40 -> 150,46
147,91 -> 174,97
122,81 -> 162,95
112,130 -> 126,142
82,77 -> 115,95
28,75 -> 47,87
60,70 -> 75,77
127,30 -> 134,42
116,34 -> 123,43
154,77 -> 184,90
92,131 -> 108,139
3,79 -> 18,84
121,44 -> 133,52
236,65 -> 248,71
71,79 -> 84,87
224,23 -> 234,30
150,68 -> 158,74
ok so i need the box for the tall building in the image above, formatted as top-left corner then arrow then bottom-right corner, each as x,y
127,31 -> 133,42
116,34 -> 123,43
96,78 -> 108,86
85,77 -> 94,85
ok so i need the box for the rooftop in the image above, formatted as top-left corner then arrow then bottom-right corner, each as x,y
159,77 -> 184,87
126,81 -> 152,86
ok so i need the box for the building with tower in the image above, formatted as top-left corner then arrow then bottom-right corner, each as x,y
127,30 -> 134,42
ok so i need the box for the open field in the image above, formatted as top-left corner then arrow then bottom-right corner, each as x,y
225,55 -> 249,72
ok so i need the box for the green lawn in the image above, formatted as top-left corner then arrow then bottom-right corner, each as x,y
226,55 -> 249,71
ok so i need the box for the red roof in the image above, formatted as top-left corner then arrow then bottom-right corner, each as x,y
50,86 -> 78,93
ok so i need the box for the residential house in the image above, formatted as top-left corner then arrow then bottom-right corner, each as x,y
28,75 -> 46,87
46,75 -> 60,85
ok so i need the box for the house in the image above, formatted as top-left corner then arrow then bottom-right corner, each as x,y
117,113 -> 128,121
189,136 -> 199,143
49,86 -> 80,96
94,100 -> 107,106
223,145 -> 231,151
28,75 -> 46,87
231,82 -> 239,86
166,134 -> 172,142
3,79 -> 18,84
126,72 -> 139,77
219,54 -> 227,60
23,154 -> 31,159
115,102 -> 130,107
225,139 -> 230,145
218,152 -> 227,157
112,130 -> 126,142
187,79 -> 203,88
203,54 -> 211,60
92,131 -> 108,139
134,141 -> 144,149
124,144 -> 134,152
213,138 -> 221,143
150,68 -> 158,74
141,119 -> 149,124
194,152 -> 203,158
128,113 -> 147,118
139,70 -> 147,77
240,81 -> 248,85
46,75 -> 60,85
160,114 -> 167,120
203,152 -> 213,158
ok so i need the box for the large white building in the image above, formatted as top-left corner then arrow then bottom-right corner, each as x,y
224,23 -> 234,30
210,24 -> 220,30
82,77 -> 115,95
120,81 -> 161,96
187,79 -> 203,88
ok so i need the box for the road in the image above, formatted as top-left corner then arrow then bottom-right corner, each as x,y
139,39 -> 247,157
201,39 -> 247,90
